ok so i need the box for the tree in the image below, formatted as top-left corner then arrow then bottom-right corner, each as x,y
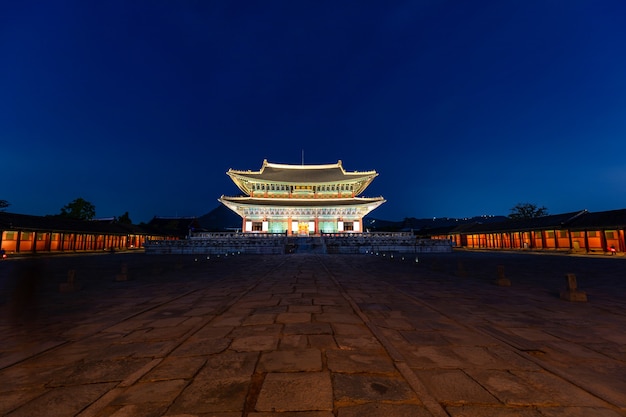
59,197 -> 96,220
117,211 -> 132,224
509,203 -> 548,219
0,199 -> 9,211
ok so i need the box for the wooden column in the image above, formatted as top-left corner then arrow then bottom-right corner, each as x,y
45,232 -> 52,252
567,230 -> 573,251
553,229 -> 559,249
30,231 -> 36,254
16,230 -> 22,253
601,230 -> 609,253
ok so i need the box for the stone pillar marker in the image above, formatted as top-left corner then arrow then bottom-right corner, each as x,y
495,265 -> 511,286
60,269 -> 78,292
115,263 -> 128,282
455,260 -> 467,277
560,273 -> 587,302
430,258 -> 441,271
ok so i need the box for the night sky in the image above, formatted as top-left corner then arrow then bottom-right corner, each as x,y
2,1 -> 626,223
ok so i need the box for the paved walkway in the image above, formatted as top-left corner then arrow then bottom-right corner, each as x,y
1,252 -> 625,416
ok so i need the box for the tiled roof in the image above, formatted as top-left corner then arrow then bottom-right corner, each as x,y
0,211 -> 145,235
467,210 -> 587,233
426,208 -> 626,236
227,160 -> 377,183
568,208 -> 626,229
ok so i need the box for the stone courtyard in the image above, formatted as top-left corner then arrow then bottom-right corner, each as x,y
1,251 -> 625,416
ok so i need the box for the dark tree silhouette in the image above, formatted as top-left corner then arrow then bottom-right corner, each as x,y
117,211 -> 132,224
509,203 -> 548,219
59,197 -> 96,220
0,199 -> 9,211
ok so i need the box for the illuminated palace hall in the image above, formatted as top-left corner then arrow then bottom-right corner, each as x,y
219,160 -> 385,234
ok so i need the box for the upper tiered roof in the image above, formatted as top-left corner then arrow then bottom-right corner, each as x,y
226,160 -> 379,196
227,160 -> 378,181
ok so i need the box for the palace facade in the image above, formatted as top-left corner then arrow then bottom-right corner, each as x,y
219,160 -> 385,235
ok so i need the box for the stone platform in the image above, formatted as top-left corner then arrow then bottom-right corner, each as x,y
145,232 -> 452,255
1,251 -> 625,416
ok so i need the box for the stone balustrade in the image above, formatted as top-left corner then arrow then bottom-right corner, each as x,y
145,235 -> 286,255
144,232 -> 452,255
189,231 -> 286,240
323,232 -> 452,254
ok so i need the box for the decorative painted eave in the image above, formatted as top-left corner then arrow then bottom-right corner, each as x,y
219,195 -> 385,207
219,195 -> 386,218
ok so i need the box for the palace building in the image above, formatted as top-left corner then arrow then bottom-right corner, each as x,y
219,160 -> 385,235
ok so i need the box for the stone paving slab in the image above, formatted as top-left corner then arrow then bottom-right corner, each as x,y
1,252 -> 625,416
256,372 -> 333,412
257,349 -> 322,372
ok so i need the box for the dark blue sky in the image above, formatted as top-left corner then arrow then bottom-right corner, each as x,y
2,1 -> 626,223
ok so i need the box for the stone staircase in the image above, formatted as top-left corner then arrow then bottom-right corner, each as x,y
289,237 -> 326,254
